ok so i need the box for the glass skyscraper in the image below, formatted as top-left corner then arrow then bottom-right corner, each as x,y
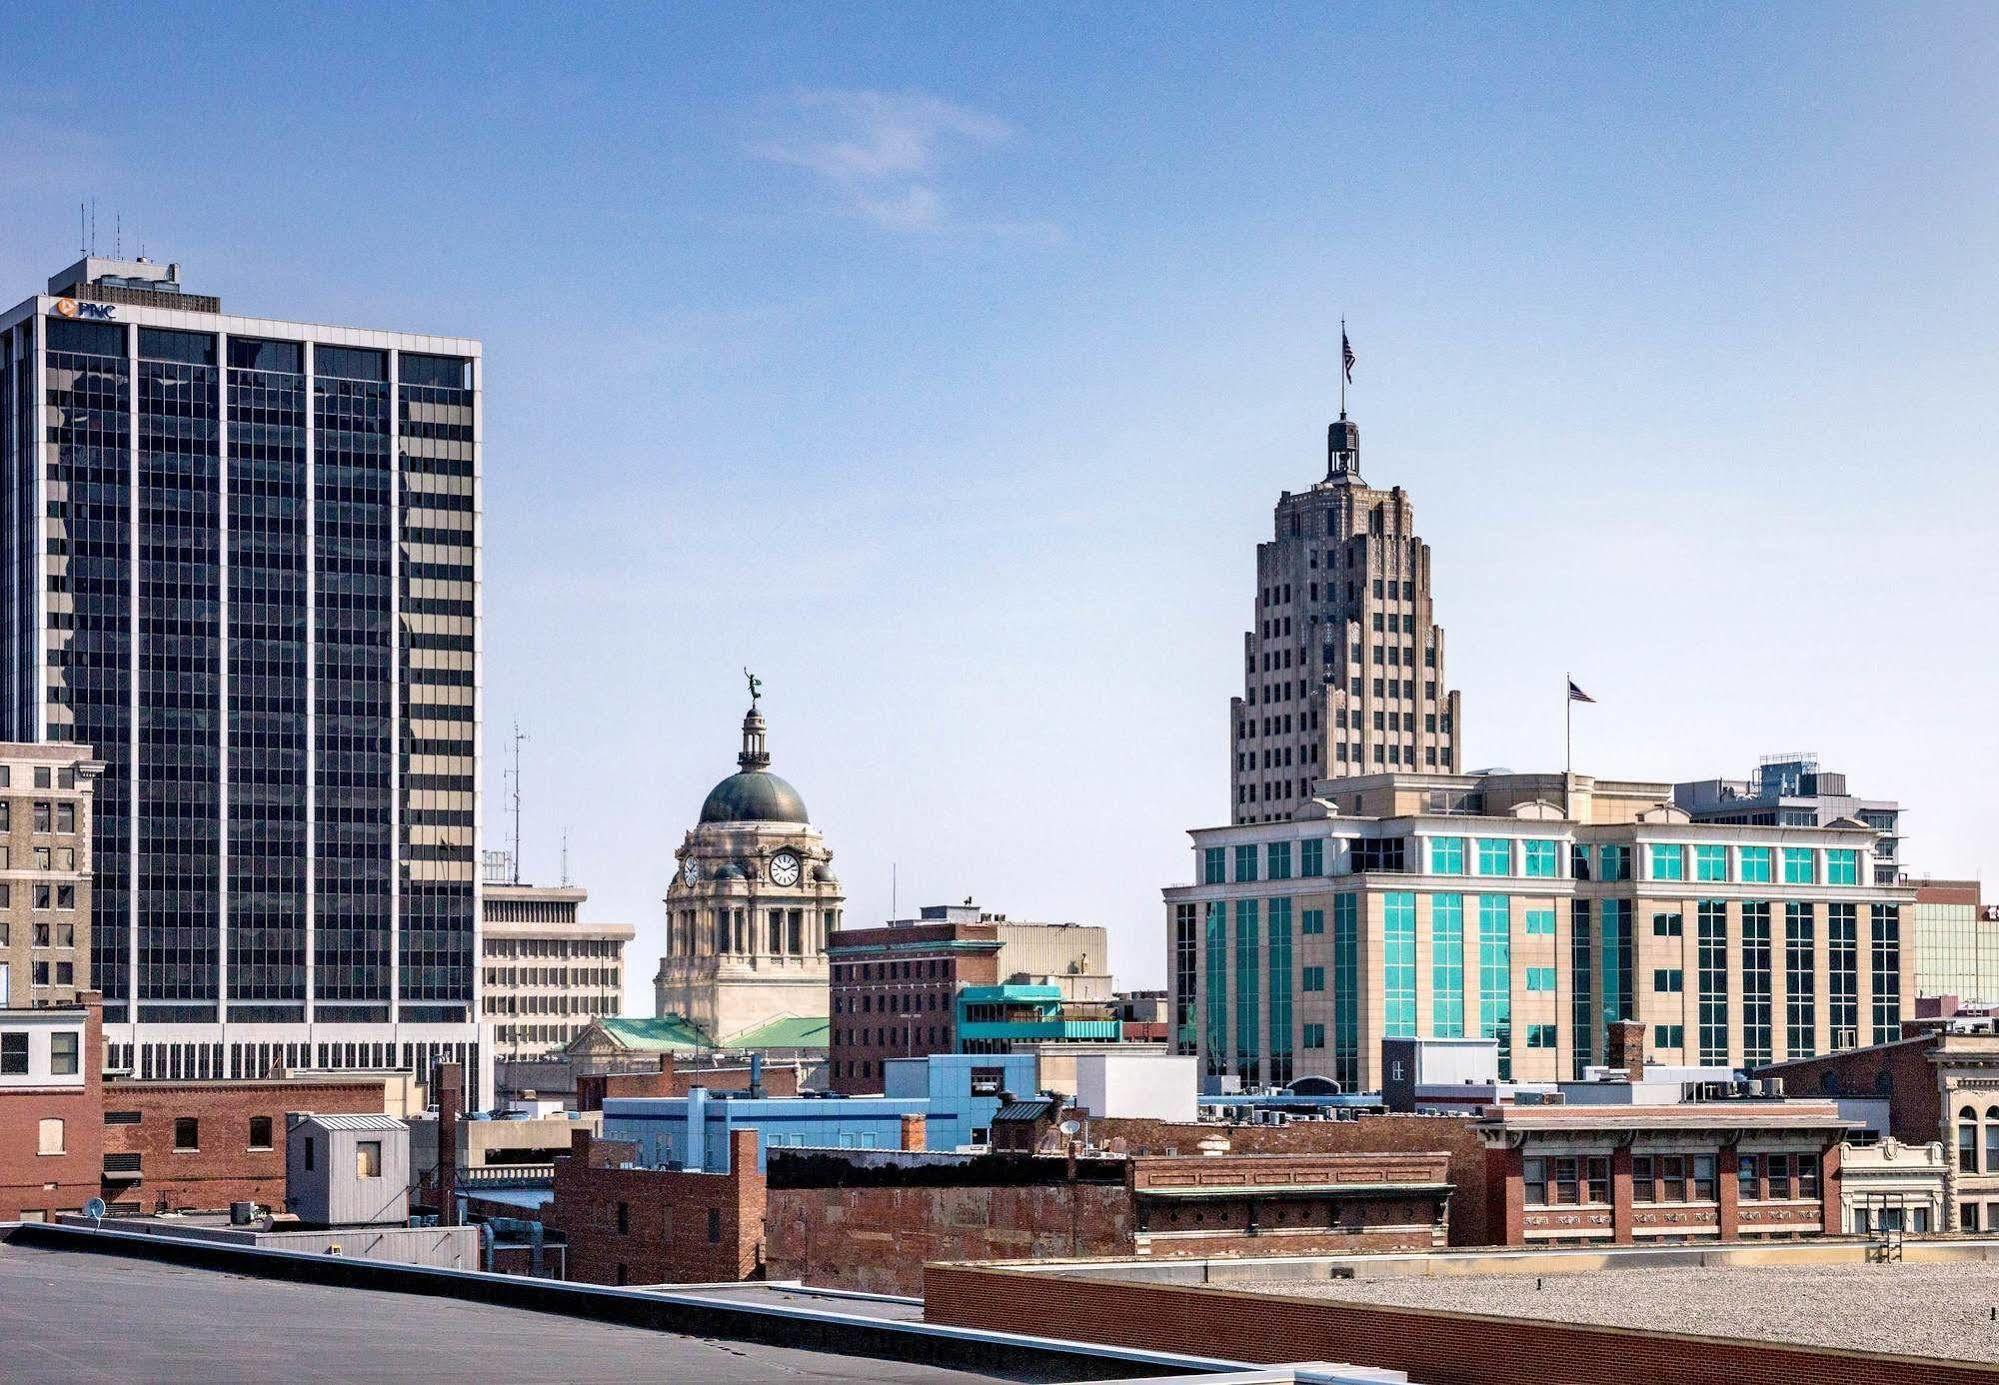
0,257 -> 481,1093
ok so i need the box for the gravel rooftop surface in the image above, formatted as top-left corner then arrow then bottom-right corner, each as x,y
1239,1260 -> 1999,1364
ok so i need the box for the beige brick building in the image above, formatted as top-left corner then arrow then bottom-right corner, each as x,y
1168,769 -> 1916,1095
1231,414 -> 1462,825
0,743 -> 101,1008
481,878 -> 634,1057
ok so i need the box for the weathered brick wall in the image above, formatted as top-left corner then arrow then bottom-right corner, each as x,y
0,997 -> 103,1219
766,1181 -> 1134,1295
1098,1113 -> 1488,1245
576,1056 -> 800,1112
101,1078 -> 387,1212
924,1266 -> 1999,1385
1754,1038 -> 1939,1147
544,1129 -> 766,1285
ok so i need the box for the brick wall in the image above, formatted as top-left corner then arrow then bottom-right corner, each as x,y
0,994 -> 103,1220
101,1077 -> 387,1212
544,1128 -> 766,1285
1754,1038 -> 1940,1147
1097,1113 -> 1489,1245
766,1180 -> 1133,1295
576,1055 -> 800,1111
924,1266 -> 1999,1385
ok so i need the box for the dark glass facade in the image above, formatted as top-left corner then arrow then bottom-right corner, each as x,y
136,328 -> 221,1020
227,342 -> 308,1014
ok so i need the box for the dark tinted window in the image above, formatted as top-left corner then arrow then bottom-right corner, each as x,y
228,337 -> 302,373
46,318 -> 124,357
313,344 -> 387,381
138,328 -> 215,365
400,353 -> 470,389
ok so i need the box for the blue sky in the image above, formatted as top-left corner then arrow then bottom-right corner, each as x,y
3,2 -> 1994,1005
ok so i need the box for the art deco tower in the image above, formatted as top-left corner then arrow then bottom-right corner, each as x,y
1229,414 -> 1462,824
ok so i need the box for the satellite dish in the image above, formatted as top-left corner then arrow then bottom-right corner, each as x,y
1057,1119 -> 1081,1137
83,1197 -> 106,1223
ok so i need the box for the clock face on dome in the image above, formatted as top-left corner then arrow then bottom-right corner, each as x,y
681,858 -> 700,886
769,851 -> 802,887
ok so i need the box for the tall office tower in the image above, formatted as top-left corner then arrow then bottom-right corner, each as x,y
1229,414 -> 1462,824
0,258 -> 483,1096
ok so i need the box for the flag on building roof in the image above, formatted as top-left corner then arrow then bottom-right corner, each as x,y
1342,329 -> 1356,384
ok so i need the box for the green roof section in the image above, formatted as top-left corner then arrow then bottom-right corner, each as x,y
723,1014 -> 831,1050
587,1016 -> 717,1052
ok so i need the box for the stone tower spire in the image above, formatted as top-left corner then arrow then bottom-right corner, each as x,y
739,702 -> 770,773
1326,413 -> 1362,483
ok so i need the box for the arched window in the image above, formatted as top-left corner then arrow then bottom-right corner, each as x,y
1960,1106 -> 1980,1174
1985,1107 -> 1999,1177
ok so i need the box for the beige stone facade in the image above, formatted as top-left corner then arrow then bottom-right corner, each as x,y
480,881 -> 634,1056
0,744 -> 101,1008
1167,768 -> 1917,1095
1230,416 -> 1462,826
652,698 -> 839,1043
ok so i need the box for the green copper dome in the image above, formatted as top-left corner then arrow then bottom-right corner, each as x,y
699,771 -> 809,825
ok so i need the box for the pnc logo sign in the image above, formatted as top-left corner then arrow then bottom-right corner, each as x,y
51,298 -> 115,321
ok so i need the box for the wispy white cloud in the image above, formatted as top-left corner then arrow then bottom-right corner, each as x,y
752,89 -> 1053,238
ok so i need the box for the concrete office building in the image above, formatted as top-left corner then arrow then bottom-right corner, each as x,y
480,867 -> 633,1057
653,690 -> 840,1044
0,258 -> 482,1093
1165,768 -> 1916,1094
0,743 -> 102,1007
1674,754 -> 1903,884
1229,412 -> 1463,824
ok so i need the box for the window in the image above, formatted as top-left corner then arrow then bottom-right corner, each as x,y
1476,839 -> 1512,876
32,801 -> 49,832
1479,895 -> 1512,1079
1526,1023 -> 1558,1048
617,1201 -> 630,1234
1234,845 -> 1259,883
1267,842 -> 1292,881
1692,1155 -> 1716,1200
1986,1108 -> 1999,1181
174,1117 -> 199,1152
1649,844 -> 1684,881
1383,893 -> 1417,1038
1432,894 -> 1464,1038
1652,912 -> 1682,937
1654,969 -> 1683,992
1694,845 -> 1728,882
1653,1024 -> 1684,1049
1782,848 -> 1817,885
1827,849 -> 1859,886
50,1031 -> 78,1075
1523,840 -> 1558,878
1599,845 -> 1632,882
1302,965 -> 1326,992
1524,908 -> 1555,936
1961,1108 -> 1981,1173
1203,848 -> 1226,885
1302,908 -> 1325,936
303,1137 -> 316,1171
56,803 -> 74,833
1300,839 -> 1324,878
1302,1022 -> 1326,1048
1739,846 -> 1773,883
1739,1154 -> 1761,1199
356,1140 -> 382,1178
1430,837 -> 1467,875
0,1033 -> 26,1075
1526,966 -> 1557,992
707,1208 -> 722,1243
248,1116 -> 273,1150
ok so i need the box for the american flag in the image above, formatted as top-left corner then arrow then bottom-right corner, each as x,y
1342,329 -> 1356,384
1568,678 -> 1596,704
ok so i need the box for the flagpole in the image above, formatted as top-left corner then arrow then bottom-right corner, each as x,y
1564,672 -> 1573,820
1339,317 -> 1346,417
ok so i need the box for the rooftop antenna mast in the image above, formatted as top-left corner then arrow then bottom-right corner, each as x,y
78,202 -> 86,257
560,827 -> 571,887
507,722 -> 527,885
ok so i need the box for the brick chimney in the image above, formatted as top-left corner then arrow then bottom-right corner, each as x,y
436,1061 -> 463,1225
899,1114 -> 926,1151
1606,1020 -> 1646,1081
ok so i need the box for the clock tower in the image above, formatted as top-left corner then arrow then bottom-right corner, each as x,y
652,686 -> 840,1042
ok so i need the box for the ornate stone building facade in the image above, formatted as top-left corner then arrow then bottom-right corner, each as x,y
1230,414 -> 1463,825
652,690 -> 840,1043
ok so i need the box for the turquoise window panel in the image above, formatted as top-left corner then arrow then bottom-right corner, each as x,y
1525,909 -> 1555,936
1526,966 -> 1557,992
1268,842 -> 1292,881
1234,844 -> 1259,883
1383,892 -> 1417,1038
1694,845 -> 1729,883
1827,849 -> 1859,886
1300,838 -> 1324,878
1203,847 -> 1226,885
1740,847 -> 1773,883
1650,844 -> 1685,881
1479,895 -> 1513,1079
1523,840 -> 1558,878
1783,848 -> 1817,885
1477,839 -> 1513,877
1430,837 -> 1467,876
1302,908 -> 1325,936
1431,893 -> 1464,1038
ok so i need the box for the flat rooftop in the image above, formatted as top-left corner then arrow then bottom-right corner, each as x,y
0,1241 -> 1057,1384
1241,1260 -> 1999,1364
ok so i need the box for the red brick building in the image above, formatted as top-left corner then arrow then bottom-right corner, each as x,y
543,1127 -> 766,1285
100,1075 -> 392,1213
1477,1098 -> 1853,1246
0,994 -> 104,1221
575,1053 -> 800,1112
827,916 -> 1001,1092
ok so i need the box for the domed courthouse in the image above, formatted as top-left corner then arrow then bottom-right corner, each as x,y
651,685 -> 841,1043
